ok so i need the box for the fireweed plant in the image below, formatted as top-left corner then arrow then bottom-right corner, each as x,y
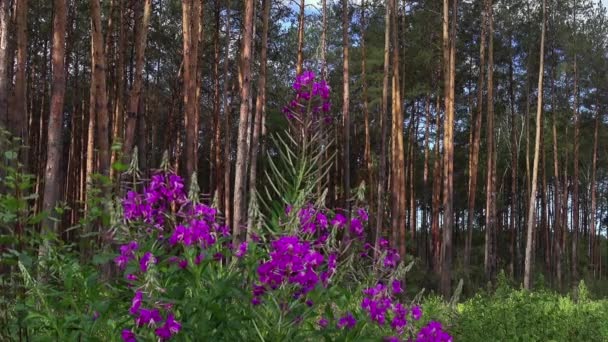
113,70 -> 451,341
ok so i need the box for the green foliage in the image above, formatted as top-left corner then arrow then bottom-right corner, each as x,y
449,285 -> 608,341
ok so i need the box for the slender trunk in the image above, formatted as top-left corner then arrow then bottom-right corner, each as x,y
296,0 -> 305,75
551,65 -> 562,289
0,0 -> 9,126
589,104 -> 599,275
232,0 -> 254,243
13,0 -> 28,144
508,32 -> 518,278
361,0 -> 372,206
110,0 -> 126,180
440,0 -> 457,298
343,0 -> 351,230
222,0 -> 233,229
123,0 -> 151,164
90,0 -> 110,176
212,0 -> 221,201
484,0 -> 496,280
523,0 -> 545,290
465,0 -> 487,272
374,0 -> 391,258
422,94 -> 431,259
247,0 -> 270,234
572,52 -> 580,283
42,0 -> 67,234
432,97 -> 442,273
321,0 -> 327,79
182,0 -> 201,182
390,0 -> 406,259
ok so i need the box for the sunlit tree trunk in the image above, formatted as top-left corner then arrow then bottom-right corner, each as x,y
296,0 -> 305,75
440,0 -> 457,298
390,0 -> 406,259
524,0 -> 545,290
211,0 -> 221,201
232,0 -> 254,244
247,0 -> 270,234
342,0 -> 351,229
222,0 -> 233,230
432,97 -> 442,273
110,0 -> 126,180
374,0 -> 391,258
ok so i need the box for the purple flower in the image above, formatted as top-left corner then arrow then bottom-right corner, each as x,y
383,249 -> 400,268
385,337 -> 400,342
392,280 -> 403,295
235,242 -> 248,258
318,317 -> 329,328
121,329 -> 137,342
126,274 -> 138,282
155,313 -> 181,339
92,311 -> 100,321
337,312 -> 356,329
411,305 -> 422,321
135,308 -> 162,327
130,291 -> 143,315
416,321 -> 452,342
357,208 -> 369,221
139,252 -> 156,273
331,213 -> 347,228
252,297 -> 262,305
306,299 -> 314,307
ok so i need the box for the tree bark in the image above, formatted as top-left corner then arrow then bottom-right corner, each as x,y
90,0 -> 110,176
247,0 -> 270,234
390,0 -> 406,259
123,0 -> 151,164
42,0 -> 68,234
0,0 -> 9,126
465,0 -> 487,272
12,0 -> 28,143
440,0 -> 457,298
523,0 -> 545,290
182,0 -> 201,182
374,0 -> 391,258
484,0 -> 496,281
232,0 -> 254,243
296,0 -> 305,75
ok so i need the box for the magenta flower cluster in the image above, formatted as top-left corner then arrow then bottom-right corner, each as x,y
116,172 -> 236,341
254,235 -> 333,304
122,290 -> 181,341
416,321 -> 453,342
283,70 -> 331,122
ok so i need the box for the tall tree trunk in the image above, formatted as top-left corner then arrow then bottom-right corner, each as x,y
390,0 -> 406,259
432,97 -> 442,273
222,0 -> 233,229
589,104 -> 599,275
232,0 -> 254,243
296,0 -> 305,75
211,0 -> 221,201
361,0 -> 372,206
484,0 -> 496,281
465,0 -> 487,272
571,47 -> 580,283
42,0 -> 67,234
374,0 -> 391,257
12,0 -> 28,144
508,30 -> 518,278
0,0 -> 9,126
182,0 -> 201,182
110,0 -> 126,180
247,0 -> 270,234
90,0 -> 110,176
422,94 -> 431,260
551,65 -> 562,289
523,0 -> 545,290
440,0 -> 457,298
123,0 -> 151,164
321,0 -> 327,79
342,0 -> 351,232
